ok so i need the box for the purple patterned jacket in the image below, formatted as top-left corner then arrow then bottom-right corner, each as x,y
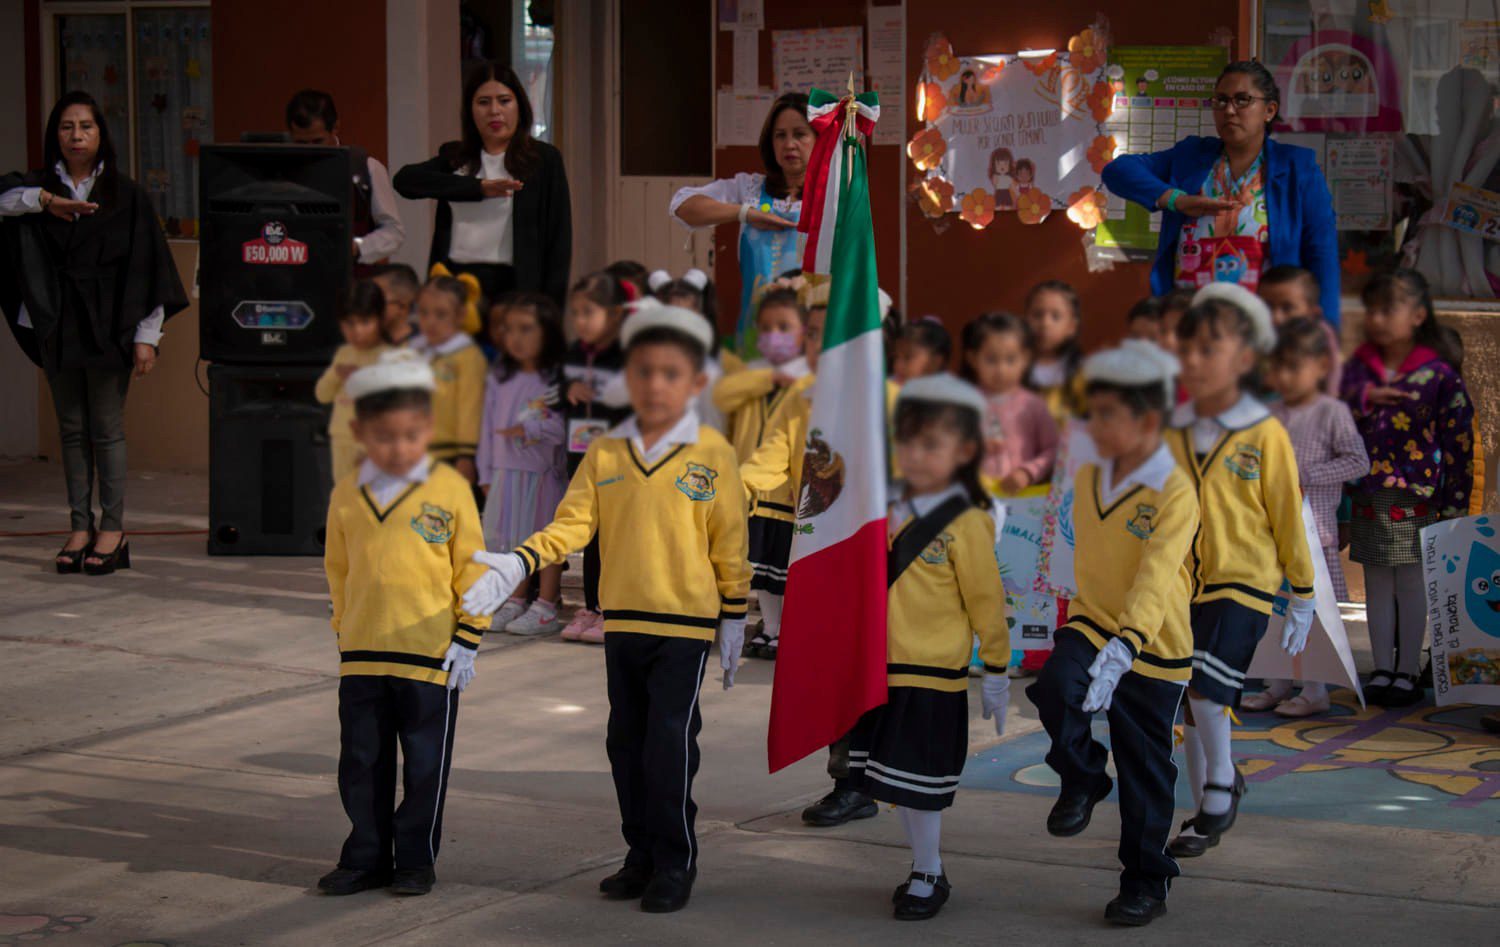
1339,343 -> 1474,518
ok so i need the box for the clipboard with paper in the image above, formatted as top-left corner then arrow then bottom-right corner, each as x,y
1249,498 -> 1366,706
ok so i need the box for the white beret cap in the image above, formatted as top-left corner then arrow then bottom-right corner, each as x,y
1083,339 -> 1181,398
878,287 -> 893,319
897,371 -> 988,417
346,348 -> 436,401
621,297 -> 714,353
1191,281 -> 1276,353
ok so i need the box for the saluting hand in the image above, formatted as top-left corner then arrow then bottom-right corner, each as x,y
1169,194 -> 1241,218
45,192 -> 99,219
481,178 -> 524,198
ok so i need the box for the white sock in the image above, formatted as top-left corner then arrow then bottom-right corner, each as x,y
1182,723 -> 1206,811
531,599 -> 557,619
758,591 -> 784,641
1188,696 -> 1235,816
898,807 -> 943,897
1298,680 -> 1327,702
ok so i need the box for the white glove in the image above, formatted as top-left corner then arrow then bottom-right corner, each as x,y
717,618 -> 746,690
441,642 -> 477,692
461,551 -> 528,616
981,673 -> 1011,736
1281,595 -> 1316,657
1082,638 -> 1135,713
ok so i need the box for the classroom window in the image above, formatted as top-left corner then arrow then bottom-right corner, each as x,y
47,3 -> 213,238
1262,0 -> 1500,300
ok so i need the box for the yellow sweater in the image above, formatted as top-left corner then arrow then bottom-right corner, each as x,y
886,498 -> 1009,691
713,366 -> 801,463
1065,460 -> 1199,683
324,460 -> 491,685
516,426 -> 751,640
740,375 -> 815,524
316,343 -> 391,441
1169,410 -> 1315,614
424,339 -> 487,463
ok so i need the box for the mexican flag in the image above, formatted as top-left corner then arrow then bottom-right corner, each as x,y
768,87 -> 887,773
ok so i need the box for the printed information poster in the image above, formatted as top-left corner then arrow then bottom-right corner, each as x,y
1095,46 -> 1228,253
1422,515 -> 1500,707
1326,136 -> 1393,230
1442,181 -> 1500,242
996,487 -> 1056,651
773,26 -> 863,96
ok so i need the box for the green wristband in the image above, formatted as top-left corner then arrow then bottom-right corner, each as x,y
1166,189 -> 1185,213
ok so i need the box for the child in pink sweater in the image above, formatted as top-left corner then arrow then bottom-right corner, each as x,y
961,312 -> 1059,495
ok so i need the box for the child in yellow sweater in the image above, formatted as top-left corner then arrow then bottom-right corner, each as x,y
316,280 -> 390,481
410,275 -> 487,484
319,349 -> 491,898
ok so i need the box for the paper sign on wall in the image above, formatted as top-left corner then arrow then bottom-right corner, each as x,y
1442,182 -> 1500,242
1327,136 -> 1392,230
773,26 -> 864,96
867,4 -> 904,145
717,90 -> 775,147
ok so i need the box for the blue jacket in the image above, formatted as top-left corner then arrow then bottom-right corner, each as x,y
1101,136 -> 1340,326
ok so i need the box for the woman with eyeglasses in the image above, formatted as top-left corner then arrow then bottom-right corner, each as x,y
1102,61 -> 1340,326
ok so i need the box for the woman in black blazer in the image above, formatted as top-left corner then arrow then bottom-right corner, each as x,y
0,91 -> 188,574
394,61 -> 572,306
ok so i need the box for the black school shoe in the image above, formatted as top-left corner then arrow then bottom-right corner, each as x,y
1376,672 -> 1425,708
1105,893 -> 1167,926
317,866 -> 391,896
1177,767 -> 1247,844
1365,669 -> 1395,705
1046,774 -> 1113,837
801,788 -> 878,826
1166,820 -> 1218,858
599,863 -> 653,900
640,867 -> 695,913
893,872 -> 951,921
390,866 -> 436,896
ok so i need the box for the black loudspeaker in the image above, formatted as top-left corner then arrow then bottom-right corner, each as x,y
199,144 -> 353,365
208,364 -> 332,556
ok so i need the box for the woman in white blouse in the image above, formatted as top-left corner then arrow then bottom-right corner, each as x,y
395,62 -> 572,305
669,92 -> 816,353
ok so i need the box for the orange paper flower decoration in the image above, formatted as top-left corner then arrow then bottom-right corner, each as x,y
911,176 -> 956,218
1086,135 -> 1118,173
981,63 -> 1005,84
907,127 -> 948,172
1066,187 -> 1108,229
1087,81 -> 1115,122
959,187 -> 996,230
1068,28 -> 1107,75
917,81 -> 947,123
1023,52 -> 1059,77
1016,188 -> 1051,225
925,35 -> 959,81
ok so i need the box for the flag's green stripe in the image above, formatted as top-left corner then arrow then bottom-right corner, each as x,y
821,139 -> 880,351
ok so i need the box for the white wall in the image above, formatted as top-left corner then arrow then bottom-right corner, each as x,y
0,0 -> 40,458
385,0 -> 462,271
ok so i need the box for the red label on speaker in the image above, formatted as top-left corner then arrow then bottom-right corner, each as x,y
242,221 -> 308,265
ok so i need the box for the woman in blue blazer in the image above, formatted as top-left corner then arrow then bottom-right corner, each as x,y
1102,61 -> 1340,326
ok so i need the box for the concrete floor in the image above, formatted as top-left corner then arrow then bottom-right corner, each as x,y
1,459 -> 1496,946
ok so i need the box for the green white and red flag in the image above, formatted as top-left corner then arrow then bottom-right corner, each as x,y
769,87 -> 887,773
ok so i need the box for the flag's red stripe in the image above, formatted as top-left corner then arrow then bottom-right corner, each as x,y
797,108 -> 843,273
767,519 -> 889,772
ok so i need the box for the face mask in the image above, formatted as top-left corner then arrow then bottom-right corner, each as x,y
757,330 -> 802,366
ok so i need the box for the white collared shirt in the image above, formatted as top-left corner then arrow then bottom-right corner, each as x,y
1098,442 -> 1177,506
448,150 -> 514,265
1172,393 -> 1270,454
0,161 -> 166,345
889,482 -> 969,538
608,407 -> 701,465
358,455 -> 432,507
355,155 -> 406,263
409,332 -> 476,358
1029,359 -> 1068,389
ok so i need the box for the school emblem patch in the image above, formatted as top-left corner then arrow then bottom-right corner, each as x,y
798,428 -> 846,521
410,503 -> 454,543
1126,503 -> 1157,540
675,462 -> 718,501
919,532 -> 954,565
1224,443 -> 1263,480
